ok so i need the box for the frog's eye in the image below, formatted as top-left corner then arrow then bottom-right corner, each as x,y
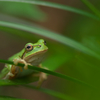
44,40 -> 46,45
25,44 -> 33,51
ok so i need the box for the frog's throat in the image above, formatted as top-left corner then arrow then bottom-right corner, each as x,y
23,49 -> 48,61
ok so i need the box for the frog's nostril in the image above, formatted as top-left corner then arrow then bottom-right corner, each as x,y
44,40 -> 46,45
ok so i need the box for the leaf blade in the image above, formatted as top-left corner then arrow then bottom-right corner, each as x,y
0,59 -> 94,88
0,21 -> 100,60
0,0 -> 99,20
80,0 -> 100,17
24,85 -> 77,100
0,1 -> 46,21
0,95 -> 29,100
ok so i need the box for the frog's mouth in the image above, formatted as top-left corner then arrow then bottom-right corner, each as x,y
23,49 -> 48,64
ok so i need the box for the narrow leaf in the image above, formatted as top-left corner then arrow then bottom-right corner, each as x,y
80,0 -> 100,17
0,2 -> 46,21
0,59 -> 94,87
0,95 -> 29,100
0,79 -> 31,86
24,84 -> 77,100
0,0 -> 99,20
0,21 -> 100,60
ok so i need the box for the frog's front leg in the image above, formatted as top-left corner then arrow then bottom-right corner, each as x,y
13,58 -> 30,70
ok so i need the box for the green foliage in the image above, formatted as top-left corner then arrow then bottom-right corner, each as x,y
0,1 -> 46,21
0,0 -> 100,100
0,96 -> 28,100
0,21 -> 100,60
81,0 -> 100,17
24,85 -> 77,100
0,0 -> 100,20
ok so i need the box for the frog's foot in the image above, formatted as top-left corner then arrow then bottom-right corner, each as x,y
37,72 -> 47,88
8,72 -> 14,77
36,65 -> 48,87
31,67 -> 48,87
3,72 -> 14,79
13,58 -> 30,70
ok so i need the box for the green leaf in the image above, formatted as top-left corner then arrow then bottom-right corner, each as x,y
0,95 -> 29,100
0,59 -> 94,88
43,51 -> 72,71
24,85 -> 77,100
0,21 -> 100,60
0,77 -> 37,86
0,1 -> 46,21
0,0 -> 100,20
0,73 -> 38,86
80,0 -> 100,18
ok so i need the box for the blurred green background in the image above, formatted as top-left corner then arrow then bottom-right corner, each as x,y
0,0 -> 100,100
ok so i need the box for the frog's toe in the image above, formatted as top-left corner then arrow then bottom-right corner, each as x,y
24,63 -> 31,70
13,58 -> 29,70
8,72 -> 14,77
13,59 -> 19,65
24,65 -> 28,70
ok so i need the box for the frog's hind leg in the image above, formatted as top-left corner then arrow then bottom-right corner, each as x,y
37,64 -> 48,87
4,65 -> 19,79
3,71 -> 14,79
32,72 -> 47,88
32,64 -> 48,88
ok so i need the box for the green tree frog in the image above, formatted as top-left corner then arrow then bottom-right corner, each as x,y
0,39 -> 48,87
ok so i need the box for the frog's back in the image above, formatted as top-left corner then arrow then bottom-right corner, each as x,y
8,49 -> 24,61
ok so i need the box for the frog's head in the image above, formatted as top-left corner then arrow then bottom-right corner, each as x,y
22,39 -> 48,64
